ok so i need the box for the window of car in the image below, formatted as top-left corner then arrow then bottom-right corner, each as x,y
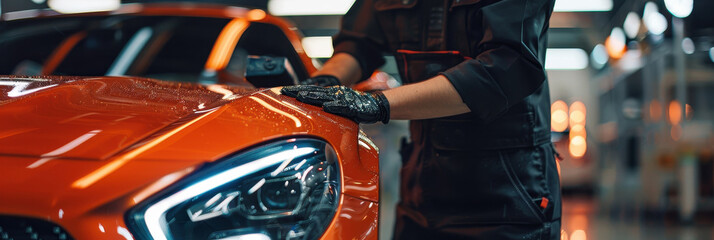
0,18 -> 86,75
0,14 -> 307,85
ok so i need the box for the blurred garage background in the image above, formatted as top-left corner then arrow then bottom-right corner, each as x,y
2,0 -> 714,239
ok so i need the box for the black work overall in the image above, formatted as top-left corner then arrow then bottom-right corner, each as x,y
333,0 -> 561,239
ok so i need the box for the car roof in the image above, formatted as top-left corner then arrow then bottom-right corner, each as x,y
0,2 -> 318,77
2,3 -> 270,23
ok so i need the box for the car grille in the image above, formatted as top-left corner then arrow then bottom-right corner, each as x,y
0,216 -> 74,240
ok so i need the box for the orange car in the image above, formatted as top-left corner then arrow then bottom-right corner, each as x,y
0,3 -> 379,240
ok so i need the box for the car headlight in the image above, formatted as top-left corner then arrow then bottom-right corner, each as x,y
126,139 -> 340,240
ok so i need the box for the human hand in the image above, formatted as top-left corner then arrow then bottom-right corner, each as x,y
299,75 -> 341,87
281,85 -> 390,124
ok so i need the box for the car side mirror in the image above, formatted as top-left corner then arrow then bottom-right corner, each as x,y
244,56 -> 299,88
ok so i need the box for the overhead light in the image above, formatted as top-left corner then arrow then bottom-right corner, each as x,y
668,100 -> 682,125
623,12 -> 641,39
610,28 -> 626,47
664,0 -> 694,18
570,229 -> 588,240
569,136 -> 587,158
643,2 -> 659,19
590,44 -> 609,69
48,0 -> 120,14
545,48 -> 589,70
569,101 -> 587,127
645,12 -> 668,35
551,100 -> 569,132
302,36 -> 334,58
570,124 -> 587,141
568,103 -> 587,156
268,0 -> 356,16
681,38 -> 695,54
618,50 -> 643,71
605,28 -> 626,59
554,0 -> 612,12
643,2 -> 668,35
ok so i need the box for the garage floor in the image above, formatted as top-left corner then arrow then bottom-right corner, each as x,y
363,122 -> 714,240
560,196 -> 714,240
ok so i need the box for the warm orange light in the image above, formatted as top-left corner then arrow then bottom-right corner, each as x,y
570,215 -> 589,231
685,104 -> 693,120
605,36 -> 626,59
205,18 -> 250,71
551,100 -> 569,132
247,9 -> 266,21
569,124 -> 587,141
649,100 -> 662,121
671,124 -> 682,141
561,229 -> 568,240
570,229 -> 587,240
569,101 -> 586,128
569,136 -> 587,158
668,100 -> 682,125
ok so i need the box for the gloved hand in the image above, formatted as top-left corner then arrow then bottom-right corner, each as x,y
299,75 -> 341,87
281,85 -> 390,124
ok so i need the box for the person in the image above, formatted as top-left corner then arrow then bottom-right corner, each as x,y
281,0 -> 561,239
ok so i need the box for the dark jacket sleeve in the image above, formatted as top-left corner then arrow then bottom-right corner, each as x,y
441,0 -> 554,122
332,0 -> 389,81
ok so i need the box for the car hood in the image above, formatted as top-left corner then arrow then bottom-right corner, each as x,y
0,76 -> 250,160
0,76 -> 377,226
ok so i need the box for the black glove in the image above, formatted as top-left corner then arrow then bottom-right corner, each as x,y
299,75 -> 341,87
281,85 -> 390,124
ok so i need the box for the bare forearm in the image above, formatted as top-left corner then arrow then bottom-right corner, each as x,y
383,75 -> 471,120
312,53 -> 362,86
312,53 -> 469,120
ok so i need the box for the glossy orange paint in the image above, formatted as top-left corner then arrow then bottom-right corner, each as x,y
205,18 -> 250,71
0,76 -> 238,159
0,75 -> 379,239
0,4 -> 376,239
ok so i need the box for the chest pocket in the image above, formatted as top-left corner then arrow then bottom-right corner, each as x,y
447,0 -> 491,56
374,0 -> 421,47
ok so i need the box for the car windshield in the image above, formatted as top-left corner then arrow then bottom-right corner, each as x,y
0,15 -> 307,84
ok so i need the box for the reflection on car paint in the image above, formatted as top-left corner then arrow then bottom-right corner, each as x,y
26,129 -> 102,169
258,91 -> 312,119
116,226 -> 134,240
207,84 -> 241,100
59,113 -> 99,124
0,76 -> 249,160
131,167 -> 196,204
0,78 -> 58,98
249,96 -> 302,127
106,27 -> 154,76
71,109 -> 219,189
